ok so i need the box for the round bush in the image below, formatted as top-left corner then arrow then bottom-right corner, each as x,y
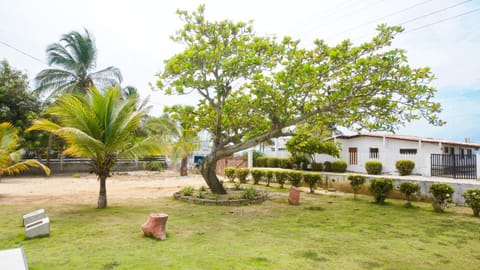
288,171 -> 303,187
224,167 -> 236,182
265,170 -> 274,186
365,160 -> 382,175
331,160 -> 347,173
399,181 -> 420,205
463,189 -> 480,216
369,178 -> 394,203
235,168 -> 249,183
274,171 -> 288,188
429,183 -> 454,212
279,158 -> 293,169
323,161 -> 332,172
254,157 -> 267,167
250,169 -> 264,185
303,172 -> 322,193
348,174 -> 366,200
396,160 -> 415,176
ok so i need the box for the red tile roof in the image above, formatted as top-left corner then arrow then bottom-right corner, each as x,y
336,132 -> 480,149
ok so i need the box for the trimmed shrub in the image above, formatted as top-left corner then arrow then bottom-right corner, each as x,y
331,160 -> 347,173
279,158 -> 293,169
180,186 -> 195,196
463,189 -> 480,216
235,168 -> 249,184
147,161 -> 164,171
250,169 -> 264,185
348,174 -> 366,200
311,162 -> 323,172
399,182 -> 420,206
265,170 -> 274,186
292,155 -> 309,170
225,167 -> 236,182
274,171 -> 288,189
396,160 -> 415,176
255,157 -> 267,167
369,178 -> 394,203
365,160 -> 382,175
288,171 -> 303,187
429,183 -> 454,212
242,187 -> 258,199
323,161 -> 332,172
303,172 -> 322,193
266,158 -> 280,168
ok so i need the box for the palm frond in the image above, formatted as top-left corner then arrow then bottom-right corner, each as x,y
90,66 -> 123,88
0,122 -> 18,152
2,159 -> 50,176
119,136 -> 170,160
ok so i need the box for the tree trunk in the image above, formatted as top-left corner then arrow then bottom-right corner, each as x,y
97,175 -> 107,209
180,156 -> 188,176
199,157 -> 226,194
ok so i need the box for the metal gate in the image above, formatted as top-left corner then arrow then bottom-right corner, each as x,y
431,154 -> 477,179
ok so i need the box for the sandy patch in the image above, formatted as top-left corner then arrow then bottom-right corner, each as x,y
0,170 -> 206,205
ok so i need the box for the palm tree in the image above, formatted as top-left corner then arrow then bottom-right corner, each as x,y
0,122 -> 50,180
28,86 -> 166,208
34,29 -> 122,98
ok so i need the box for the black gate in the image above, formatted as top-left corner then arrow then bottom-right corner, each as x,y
431,154 -> 477,179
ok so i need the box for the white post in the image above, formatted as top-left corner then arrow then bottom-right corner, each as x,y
248,149 -> 253,169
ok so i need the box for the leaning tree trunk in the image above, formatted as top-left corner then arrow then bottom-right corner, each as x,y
97,175 -> 108,209
199,156 -> 226,194
180,156 -> 188,176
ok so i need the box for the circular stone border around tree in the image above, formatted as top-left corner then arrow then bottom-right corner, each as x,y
173,188 -> 268,206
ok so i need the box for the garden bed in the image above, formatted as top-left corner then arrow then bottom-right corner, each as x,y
173,187 -> 268,206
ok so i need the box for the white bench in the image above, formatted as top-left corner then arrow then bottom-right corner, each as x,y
25,217 -> 50,239
0,247 -> 29,270
23,209 -> 45,226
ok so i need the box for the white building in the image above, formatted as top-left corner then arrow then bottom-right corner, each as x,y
332,133 -> 480,178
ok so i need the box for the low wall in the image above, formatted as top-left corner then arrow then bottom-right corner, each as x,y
319,172 -> 480,205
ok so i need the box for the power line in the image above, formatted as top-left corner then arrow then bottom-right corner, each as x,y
0,39 -> 46,66
404,6 -> 480,33
331,0 -> 434,38
397,0 -> 472,25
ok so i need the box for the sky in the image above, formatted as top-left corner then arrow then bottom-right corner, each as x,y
1,0 -> 480,143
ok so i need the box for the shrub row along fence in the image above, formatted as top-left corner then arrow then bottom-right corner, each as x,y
254,157 -> 347,173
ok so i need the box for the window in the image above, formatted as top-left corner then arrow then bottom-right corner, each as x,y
460,148 -> 465,159
349,147 -> 358,165
369,148 -> 379,159
399,148 -> 417,155
444,147 -> 449,154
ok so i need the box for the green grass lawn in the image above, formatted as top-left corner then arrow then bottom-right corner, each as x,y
1,190 -> 480,270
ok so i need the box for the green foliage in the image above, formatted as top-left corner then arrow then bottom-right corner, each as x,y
348,174 -> 366,200
323,161 -> 332,172
331,160 -> 347,173
28,86 -> 165,208
303,173 -> 322,193
311,162 -> 323,171
180,186 -> 195,196
288,171 -> 303,187
199,186 -> 207,192
365,160 -> 382,175
254,157 -> 267,167
196,190 -> 206,198
250,169 -> 264,185
279,158 -> 293,169
429,183 -> 454,212
463,189 -> 480,216
224,167 -> 236,182
146,161 -> 164,171
274,171 -> 288,188
286,132 -> 340,163
399,182 -> 420,205
158,5 -> 443,194
265,170 -> 274,186
396,160 -> 415,176
35,29 -> 122,97
369,178 -> 394,204
235,168 -> 249,183
266,157 -> 280,168
233,182 -> 242,190
242,187 -> 258,200
291,155 -> 310,170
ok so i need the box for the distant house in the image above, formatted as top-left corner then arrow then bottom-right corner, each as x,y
331,133 -> 480,179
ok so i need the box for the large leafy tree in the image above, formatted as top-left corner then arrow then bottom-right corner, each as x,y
0,122 -> 50,180
286,131 -> 340,163
28,86 -> 165,208
157,6 -> 442,194
35,29 -> 122,98
0,60 -> 43,148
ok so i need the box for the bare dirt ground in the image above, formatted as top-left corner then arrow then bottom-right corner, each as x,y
0,170 -> 206,205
